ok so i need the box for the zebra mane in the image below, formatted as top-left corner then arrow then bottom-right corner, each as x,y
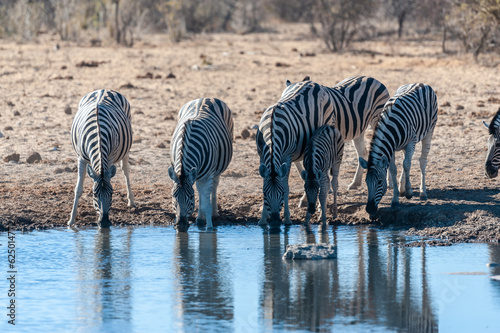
95,89 -> 106,177
489,107 -> 500,135
176,119 -> 193,179
367,105 -> 394,168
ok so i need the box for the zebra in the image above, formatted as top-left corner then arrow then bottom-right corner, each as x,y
68,89 -> 135,228
359,83 -> 438,216
168,98 -> 233,232
256,79 -> 335,231
483,107 -> 500,178
301,125 -> 344,229
323,75 -> 390,191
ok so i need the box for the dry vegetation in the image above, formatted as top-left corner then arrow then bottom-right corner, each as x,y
1,1 -> 500,245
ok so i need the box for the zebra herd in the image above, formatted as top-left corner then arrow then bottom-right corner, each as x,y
67,75 -> 497,232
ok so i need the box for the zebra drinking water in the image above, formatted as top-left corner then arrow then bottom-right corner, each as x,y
256,80 -> 335,231
360,83 -> 438,216
301,125 -> 344,229
168,98 -> 233,232
68,89 -> 135,228
483,108 -> 500,178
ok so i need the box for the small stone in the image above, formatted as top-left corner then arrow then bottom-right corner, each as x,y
156,142 -> 166,149
164,115 -> 174,121
241,129 -> 250,139
486,263 -> 499,267
456,105 -> 464,110
54,168 -> 64,174
250,133 -> 256,140
26,152 -> 42,164
440,101 -> 451,107
166,72 -> 176,79
4,153 -> 20,163
64,105 -> 72,115
4,126 -> 13,131
133,137 -> 142,144
6,101 -> 14,107
13,111 -> 20,116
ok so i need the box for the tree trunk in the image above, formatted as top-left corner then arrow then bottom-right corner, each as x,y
114,0 -> 121,44
442,25 -> 447,53
397,11 -> 406,39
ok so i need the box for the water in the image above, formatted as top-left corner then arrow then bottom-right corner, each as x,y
1,225 -> 500,332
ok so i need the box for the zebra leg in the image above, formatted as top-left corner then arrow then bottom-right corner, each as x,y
318,177 -> 328,227
419,131 -> 434,200
68,158 -> 87,226
296,162 -> 308,208
400,142 -> 415,199
196,177 -> 214,229
330,162 -> 341,219
121,153 -> 136,207
211,175 -> 220,217
347,136 -> 367,190
259,206 -> 269,226
284,174 -> 292,225
389,157 -> 400,208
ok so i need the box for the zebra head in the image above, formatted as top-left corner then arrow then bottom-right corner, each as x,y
484,120 -> 500,178
300,169 -> 322,217
360,156 -> 388,216
259,162 -> 289,229
86,164 -> 116,228
168,166 -> 196,232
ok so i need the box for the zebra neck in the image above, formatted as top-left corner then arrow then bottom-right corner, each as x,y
369,124 -> 396,168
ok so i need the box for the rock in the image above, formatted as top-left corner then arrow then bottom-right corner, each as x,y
486,263 -> 499,267
283,244 -> 337,260
119,83 -> 136,89
250,133 -> 256,140
26,152 -> 42,164
4,126 -> 13,131
64,105 -> 72,115
241,129 -> 250,139
456,105 -> 464,110
0,132 -> 3,138
156,142 -> 166,149
164,115 -> 174,121
490,275 -> 500,281
275,62 -> 290,68
6,101 -> 14,107
440,101 -> 451,107
3,153 -> 20,163
13,111 -> 20,116
166,72 -> 176,79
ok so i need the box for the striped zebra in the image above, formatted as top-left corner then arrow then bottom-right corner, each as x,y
168,98 -> 233,232
483,107 -> 500,178
256,80 -> 335,231
323,75 -> 390,190
360,83 -> 438,215
301,125 -> 344,228
68,89 -> 135,228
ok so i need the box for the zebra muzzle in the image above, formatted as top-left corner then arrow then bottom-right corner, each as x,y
365,201 -> 378,215
485,161 -> 498,178
98,213 -> 111,228
175,216 -> 190,232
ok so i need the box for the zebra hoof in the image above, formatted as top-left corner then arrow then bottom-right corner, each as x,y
420,193 -> 427,201
405,190 -> 413,199
196,218 -> 207,227
399,191 -> 405,197
347,183 -> 359,191
391,201 -> 399,209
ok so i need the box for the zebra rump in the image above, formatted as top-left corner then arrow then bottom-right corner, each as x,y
301,125 -> 344,228
361,83 -> 438,215
257,79 -> 335,231
483,107 -> 500,178
68,89 -> 135,227
168,98 -> 233,232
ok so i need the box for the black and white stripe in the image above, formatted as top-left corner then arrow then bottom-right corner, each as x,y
301,125 -> 344,228
256,80 -> 335,230
68,89 -> 135,227
168,98 -> 233,232
324,76 -> 389,190
483,108 -> 500,178
360,83 -> 438,215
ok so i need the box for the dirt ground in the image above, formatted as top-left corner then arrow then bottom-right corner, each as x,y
1,24 -> 500,244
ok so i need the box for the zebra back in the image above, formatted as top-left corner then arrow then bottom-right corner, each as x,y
258,80 -> 335,171
71,89 -> 132,176
324,76 -> 389,141
170,98 -> 233,181
368,83 -> 438,168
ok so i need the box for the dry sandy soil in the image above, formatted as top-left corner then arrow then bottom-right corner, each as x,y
1,24 -> 500,244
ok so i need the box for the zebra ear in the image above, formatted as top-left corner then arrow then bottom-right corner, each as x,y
286,79 -> 291,87
277,163 -> 288,178
188,167 -> 197,183
259,164 -> 270,178
168,166 -> 179,182
483,121 -> 490,130
359,157 -> 368,170
379,155 -> 389,169
106,165 -> 117,179
300,169 -> 307,181
86,164 -> 98,181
